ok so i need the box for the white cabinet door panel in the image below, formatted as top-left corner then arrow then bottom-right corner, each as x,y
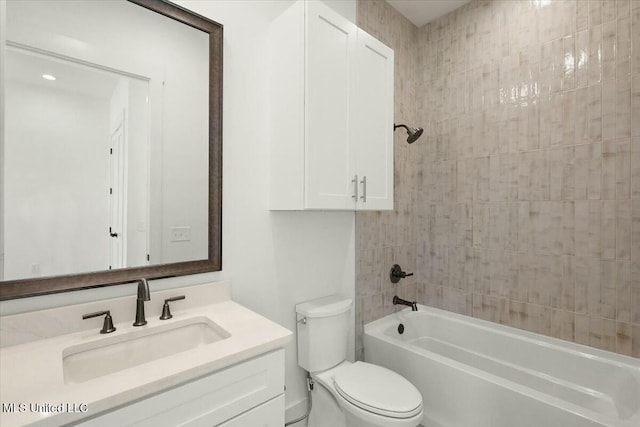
77,351 -> 284,427
352,29 -> 394,211
304,1 -> 356,209
216,395 -> 284,427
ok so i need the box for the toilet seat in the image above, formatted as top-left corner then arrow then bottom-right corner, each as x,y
332,361 -> 423,419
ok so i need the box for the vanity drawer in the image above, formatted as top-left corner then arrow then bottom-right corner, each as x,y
76,350 -> 284,427
216,395 -> 284,427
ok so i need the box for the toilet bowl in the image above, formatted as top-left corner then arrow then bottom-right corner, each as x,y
296,296 -> 423,427
311,361 -> 423,427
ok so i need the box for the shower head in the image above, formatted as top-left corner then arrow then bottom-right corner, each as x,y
394,123 -> 423,144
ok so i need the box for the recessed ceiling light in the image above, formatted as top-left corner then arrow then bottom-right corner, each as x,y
42,74 -> 56,81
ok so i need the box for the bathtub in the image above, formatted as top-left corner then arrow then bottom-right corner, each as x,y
364,306 -> 640,427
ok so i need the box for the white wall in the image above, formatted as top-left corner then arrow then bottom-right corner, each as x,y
176,0 -> 356,415
0,0 -> 357,419
4,81 -> 110,279
322,0 -> 356,21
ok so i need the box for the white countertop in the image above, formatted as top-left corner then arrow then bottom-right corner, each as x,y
0,281 -> 292,426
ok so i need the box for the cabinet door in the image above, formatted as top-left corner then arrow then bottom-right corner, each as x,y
304,1 -> 357,209
352,29 -> 394,211
77,351 -> 284,427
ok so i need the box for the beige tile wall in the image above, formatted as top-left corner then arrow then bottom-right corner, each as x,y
355,0 -> 420,360
356,0 -> 640,359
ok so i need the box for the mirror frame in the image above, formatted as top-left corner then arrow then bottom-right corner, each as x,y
0,0 -> 222,300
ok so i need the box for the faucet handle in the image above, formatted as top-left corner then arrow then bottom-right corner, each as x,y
160,295 -> 186,320
82,310 -> 116,334
390,264 -> 414,283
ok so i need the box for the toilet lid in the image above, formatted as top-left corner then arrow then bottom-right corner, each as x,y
333,362 -> 423,418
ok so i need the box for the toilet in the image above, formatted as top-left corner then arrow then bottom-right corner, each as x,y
296,295 -> 423,427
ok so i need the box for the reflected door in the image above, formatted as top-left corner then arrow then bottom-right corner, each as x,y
109,116 -> 126,270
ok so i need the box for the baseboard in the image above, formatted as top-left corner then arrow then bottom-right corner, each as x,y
284,396 -> 309,426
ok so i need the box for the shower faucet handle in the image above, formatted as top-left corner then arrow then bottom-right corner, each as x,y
390,264 -> 413,283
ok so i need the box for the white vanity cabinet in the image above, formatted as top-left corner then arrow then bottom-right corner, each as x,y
77,350 -> 284,427
269,0 -> 394,211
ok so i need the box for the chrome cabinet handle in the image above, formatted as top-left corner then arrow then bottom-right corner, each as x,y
352,174 -> 358,201
360,176 -> 367,203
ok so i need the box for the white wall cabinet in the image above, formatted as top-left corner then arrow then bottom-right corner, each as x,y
76,350 -> 285,427
270,0 -> 394,211
351,29 -> 395,211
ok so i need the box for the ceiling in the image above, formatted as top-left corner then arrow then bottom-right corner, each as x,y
6,47 -> 121,100
386,0 -> 473,27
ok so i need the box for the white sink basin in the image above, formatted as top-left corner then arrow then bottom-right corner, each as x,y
63,317 -> 230,384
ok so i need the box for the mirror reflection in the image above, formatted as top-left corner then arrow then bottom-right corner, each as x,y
2,0 -> 210,282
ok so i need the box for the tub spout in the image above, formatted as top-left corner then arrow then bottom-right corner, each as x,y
393,295 -> 417,311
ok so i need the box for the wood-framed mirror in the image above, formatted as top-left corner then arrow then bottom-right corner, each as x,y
0,0 -> 222,300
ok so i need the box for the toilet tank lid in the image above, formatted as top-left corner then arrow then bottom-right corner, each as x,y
296,295 -> 352,318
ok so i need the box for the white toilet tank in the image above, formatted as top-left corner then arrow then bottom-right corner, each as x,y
296,295 -> 352,373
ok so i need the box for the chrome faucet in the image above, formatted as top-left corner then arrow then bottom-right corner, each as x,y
133,278 -> 150,326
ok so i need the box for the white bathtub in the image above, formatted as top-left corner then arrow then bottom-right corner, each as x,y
364,306 -> 640,427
